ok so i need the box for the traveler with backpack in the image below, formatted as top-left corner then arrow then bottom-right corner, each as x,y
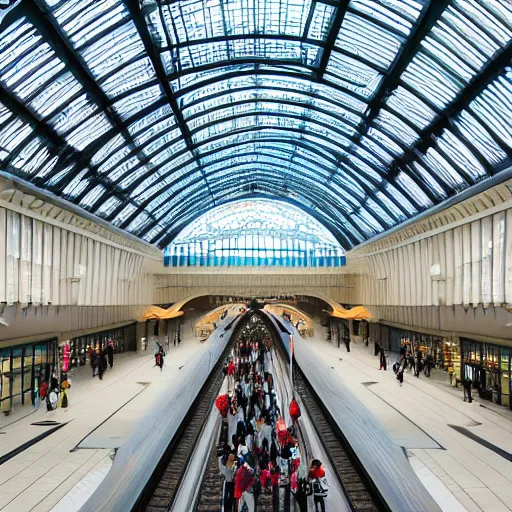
309,459 -> 328,512
155,342 -> 165,371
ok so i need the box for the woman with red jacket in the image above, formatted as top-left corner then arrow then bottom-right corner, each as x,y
234,461 -> 255,512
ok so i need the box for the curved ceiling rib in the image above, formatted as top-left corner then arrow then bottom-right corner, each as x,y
0,0 -> 510,249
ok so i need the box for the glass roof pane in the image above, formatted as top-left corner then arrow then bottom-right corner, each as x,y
0,0 -> 509,249
435,129 -> 487,181
162,39 -> 321,74
308,3 -> 336,41
386,85 -> 437,130
325,52 -> 384,99
454,110 -> 507,166
395,172 -> 433,209
335,12 -> 405,70
162,0 -> 312,43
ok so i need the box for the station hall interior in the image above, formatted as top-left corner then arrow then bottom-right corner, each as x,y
0,0 -> 512,511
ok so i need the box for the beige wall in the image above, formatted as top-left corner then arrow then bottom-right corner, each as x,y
0,177 -> 156,307
153,269 -> 357,305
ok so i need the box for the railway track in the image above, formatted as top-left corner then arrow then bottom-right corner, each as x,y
136,317 -> 243,512
293,365 -> 385,512
142,366 -> 226,511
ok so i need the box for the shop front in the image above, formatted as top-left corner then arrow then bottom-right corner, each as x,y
69,323 -> 136,368
381,326 -> 461,386
461,338 -> 511,410
0,338 -> 58,415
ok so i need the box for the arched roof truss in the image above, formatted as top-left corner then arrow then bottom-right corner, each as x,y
0,0 -> 510,248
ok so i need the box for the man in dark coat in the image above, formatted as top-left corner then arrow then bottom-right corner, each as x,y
97,351 -> 105,380
106,344 -> 114,369
90,350 -> 97,377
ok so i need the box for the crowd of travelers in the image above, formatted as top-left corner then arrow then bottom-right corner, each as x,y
89,343 -> 115,380
216,333 -> 329,511
389,346 -> 435,387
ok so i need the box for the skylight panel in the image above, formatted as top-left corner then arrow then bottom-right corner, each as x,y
394,171 -> 433,208
100,57 -> 157,99
96,196 -> 122,217
454,110 -> 507,166
113,204 -> 138,226
65,112 -> 113,150
385,86 -> 437,131
169,64 -> 255,90
128,105 -> 175,137
62,169 -> 88,198
336,12 -> 405,70
90,134 -> 126,166
421,148 -> 467,190
402,51 -> 463,110
435,130 -> 487,181
168,39 -> 320,71
365,198 -> 395,226
452,0 -> 511,46
68,5 -> 127,47
408,161 -> 447,200
29,72 -> 82,118
104,155 -> 140,182
0,118 -> 33,151
80,22 -> 145,80
48,93 -> 97,135
351,210 -> 384,236
380,185 -> 417,215
308,3 -> 336,41
469,73 -> 512,148
126,211 -> 151,233
142,131 -> 184,157
79,185 -> 106,208
358,137 -> 394,166
112,85 -> 163,120
374,109 -> 419,148
97,146 -> 132,175
326,53 -> 383,99
33,156 -> 60,180
133,116 -> 178,146
10,137 -> 50,176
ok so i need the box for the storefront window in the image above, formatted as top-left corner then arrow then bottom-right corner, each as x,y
0,339 -> 57,415
462,339 -> 511,409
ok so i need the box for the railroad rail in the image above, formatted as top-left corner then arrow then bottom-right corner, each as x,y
293,364 -> 386,512
134,316 -> 242,512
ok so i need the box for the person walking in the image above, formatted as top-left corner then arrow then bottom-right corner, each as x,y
424,352 -> 434,377
395,349 -> 406,387
309,459 -> 328,512
379,347 -> 387,371
415,349 -> 423,378
97,350 -> 105,380
106,343 -> 114,369
90,349 -> 97,377
407,351 -> 415,373
234,461 -> 255,512
291,465 -> 310,512
155,342 -> 165,371
463,378 -> 473,403
218,451 -> 236,512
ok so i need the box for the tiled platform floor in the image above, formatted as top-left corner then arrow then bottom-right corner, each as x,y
304,334 -> 512,512
0,334 -> 208,512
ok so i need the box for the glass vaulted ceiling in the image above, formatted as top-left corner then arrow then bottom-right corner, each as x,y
0,0 -> 511,249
